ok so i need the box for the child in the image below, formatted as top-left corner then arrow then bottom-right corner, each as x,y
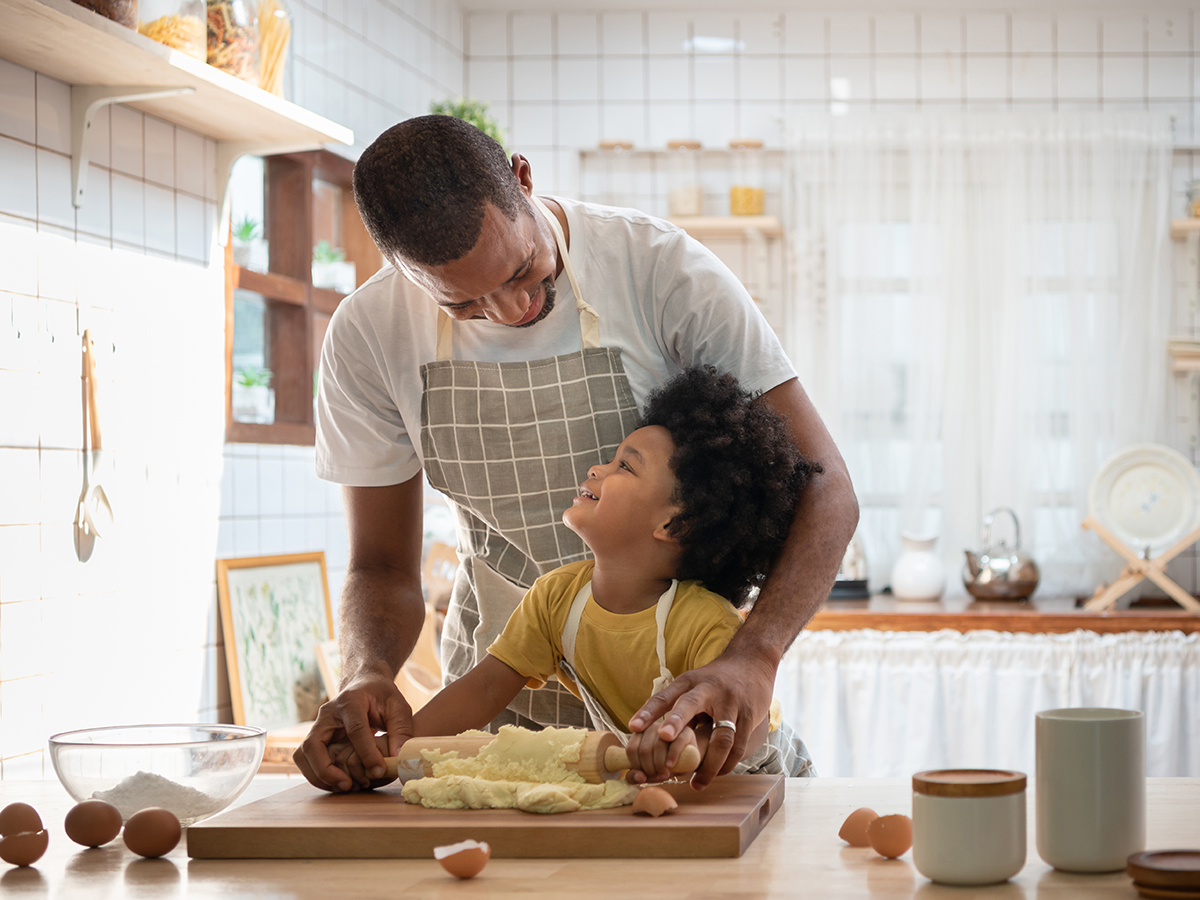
337,366 -> 820,786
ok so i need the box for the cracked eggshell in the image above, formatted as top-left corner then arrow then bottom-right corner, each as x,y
867,814 -> 913,859
434,839 -> 491,879
0,803 -> 42,837
838,807 -> 879,846
631,786 -> 678,817
65,799 -> 124,847
0,829 -> 48,866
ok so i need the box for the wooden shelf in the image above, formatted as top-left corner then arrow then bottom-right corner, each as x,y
669,216 -> 783,239
809,605 -> 1200,634
0,0 -> 351,148
234,267 -> 306,306
1170,218 -> 1200,239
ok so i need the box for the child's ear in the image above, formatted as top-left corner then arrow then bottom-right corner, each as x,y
653,515 -> 682,544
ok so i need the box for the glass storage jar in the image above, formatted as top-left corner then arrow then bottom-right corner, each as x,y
729,138 -> 765,216
139,0 -> 205,60
206,0 -> 261,87
912,769 -> 1027,886
598,139 -> 635,209
665,140 -> 703,217
72,0 -> 137,29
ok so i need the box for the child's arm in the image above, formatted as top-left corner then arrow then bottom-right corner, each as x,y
330,655 -> 529,789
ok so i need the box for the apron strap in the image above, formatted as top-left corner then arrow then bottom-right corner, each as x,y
434,196 -> 600,361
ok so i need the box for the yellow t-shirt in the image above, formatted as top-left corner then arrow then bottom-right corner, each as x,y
487,560 -> 742,730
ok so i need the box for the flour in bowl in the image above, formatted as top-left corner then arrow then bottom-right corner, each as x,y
93,771 -> 225,823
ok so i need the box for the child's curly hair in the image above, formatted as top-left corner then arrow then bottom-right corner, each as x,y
641,366 -> 822,606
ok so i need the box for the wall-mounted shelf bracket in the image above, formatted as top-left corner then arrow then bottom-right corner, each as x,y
215,140 -> 321,246
71,84 -> 195,207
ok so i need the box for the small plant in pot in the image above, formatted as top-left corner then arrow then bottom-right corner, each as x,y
311,240 -> 356,294
232,215 -> 269,273
232,365 -> 275,424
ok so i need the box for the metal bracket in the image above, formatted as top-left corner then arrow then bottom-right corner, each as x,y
215,139 -> 323,246
70,85 -> 195,207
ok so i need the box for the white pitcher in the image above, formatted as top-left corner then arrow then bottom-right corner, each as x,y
891,532 -> 946,601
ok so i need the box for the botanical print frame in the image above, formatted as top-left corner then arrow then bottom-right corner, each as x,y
216,552 -> 334,731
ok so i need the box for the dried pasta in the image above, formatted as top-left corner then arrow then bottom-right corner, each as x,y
206,0 -> 260,86
139,13 -> 206,61
257,0 -> 291,97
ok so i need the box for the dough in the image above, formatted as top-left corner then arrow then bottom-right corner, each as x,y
400,726 -> 638,814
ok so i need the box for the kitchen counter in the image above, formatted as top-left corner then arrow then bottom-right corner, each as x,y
1,775 -> 1194,898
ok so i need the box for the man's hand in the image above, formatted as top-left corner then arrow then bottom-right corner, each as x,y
628,649 -> 776,789
293,671 -> 414,792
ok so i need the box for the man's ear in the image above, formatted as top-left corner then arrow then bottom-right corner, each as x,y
511,153 -> 535,196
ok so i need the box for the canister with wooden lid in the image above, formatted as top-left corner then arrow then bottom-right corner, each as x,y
912,769 -> 1027,886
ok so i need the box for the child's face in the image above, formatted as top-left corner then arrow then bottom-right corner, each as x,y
562,425 -> 682,555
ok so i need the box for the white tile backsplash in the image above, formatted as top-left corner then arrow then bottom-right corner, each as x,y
512,12 -> 551,57
1058,12 -> 1101,54
558,12 -> 598,56
469,12 -> 507,56
602,57 -> 645,103
1102,13 -> 1146,54
602,12 -> 643,56
514,58 -> 554,103
1103,56 -> 1146,101
0,137 -> 36,221
35,150 -> 74,231
109,105 -> 143,179
0,60 -> 36,145
1149,13 -> 1189,53
647,12 -> 689,56
830,13 -> 870,56
110,173 -> 144,247
922,14 -> 964,56
34,74 -> 71,157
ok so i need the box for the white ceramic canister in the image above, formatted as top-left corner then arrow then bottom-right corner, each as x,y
912,769 -> 1027,886
891,532 -> 946,601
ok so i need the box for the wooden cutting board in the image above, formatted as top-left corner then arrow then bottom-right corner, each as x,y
187,774 -> 783,859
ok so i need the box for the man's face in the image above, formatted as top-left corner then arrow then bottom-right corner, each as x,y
400,201 -> 559,328
562,426 -> 682,558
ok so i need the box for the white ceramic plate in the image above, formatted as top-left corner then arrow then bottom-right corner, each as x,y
1087,443 -> 1200,557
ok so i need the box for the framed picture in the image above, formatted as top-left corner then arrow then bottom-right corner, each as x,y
216,552 -> 334,731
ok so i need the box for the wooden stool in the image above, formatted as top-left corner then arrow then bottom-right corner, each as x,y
1081,515 -> 1200,612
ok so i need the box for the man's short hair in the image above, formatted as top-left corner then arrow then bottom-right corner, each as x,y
352,115 -> 530,267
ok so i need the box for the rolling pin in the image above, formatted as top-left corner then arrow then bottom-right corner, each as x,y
383,730 -> 701,783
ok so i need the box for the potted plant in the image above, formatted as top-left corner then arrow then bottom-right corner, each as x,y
232,364 -> 275,424
232,215 -> 269,273
311,240 -> 356,294
429,97 -> 506,150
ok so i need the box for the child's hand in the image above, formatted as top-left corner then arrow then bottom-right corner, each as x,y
623,723 -> 705,785
327,734 -> 393,791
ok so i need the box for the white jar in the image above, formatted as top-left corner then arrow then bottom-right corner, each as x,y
891,532 -> 946,601
912,769 -> 1027,886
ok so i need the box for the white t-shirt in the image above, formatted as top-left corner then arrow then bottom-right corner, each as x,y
315,197 -> 797,487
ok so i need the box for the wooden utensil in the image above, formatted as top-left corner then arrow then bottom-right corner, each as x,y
81,330 -> 114,537
385,731 -> 702,783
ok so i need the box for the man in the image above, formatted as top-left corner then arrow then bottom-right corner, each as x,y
295,115 -> 858,793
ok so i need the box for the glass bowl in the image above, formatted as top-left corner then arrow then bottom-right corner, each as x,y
48,724 -> 267,826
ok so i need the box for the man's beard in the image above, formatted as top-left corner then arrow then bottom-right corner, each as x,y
515,276 -> 557,328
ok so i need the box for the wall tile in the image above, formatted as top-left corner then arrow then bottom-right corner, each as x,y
0,59 -> 36,144
966,13 -> 1008,54
111,173 -> 145,248
1102,57 -> 1145,101
829,57 -> 871,104
1060,58 -> 1101,102
1057,12 -> 1100,54
34,74 -> 71,156
693,56 -> 736,103
144,184 -> 175,256
601,57 -> 645,103
1148,12 -> 1188,53
829,13 -> 870,55
109,105 -> 143,179
513,58 -> 553,103
466,59 -> 507,108
646,57 -> 687,103
1149,56 -> 1189,99
556,103 -> 599,149
144,117 -> 175,188
35,150 -> 73,231
0,370 -> 38,448
36,225 -> 76,305
510,103 -> 554,149
282,457 -> 307,515
966,55 -> 1009,101
875,13 -> 916,55
38,448 -> 82,521
691,99 -> 735,150
2,752 -> 44,780
0,526 -> 40,602
0,449 -> 39,525
601,12 -> 643,56
1012,12 -> 1054,55
1013,55 -> 1055,101
740,14 -> 782,56
468,12 -> 506,57
921,14 -> 963,55
0,217 -> 38,298
0,137 -> 37,221
556,12 -> 597,57
645,101 -> 691,148
0,676 -> 44,757
922,54 -> 963,102
511,13 -> 550,57
784,12 -> 825,55
176,193 -> 206,263
231,518 -> 259,555
741,57 -> 782,103
785,57 -> 826,102
231,455 -> 259,517
740,102 -> 782,146
558,58 -> 600,103
600,102 -> 646,146
76,166 -> 111,240
876,57 -> 918,102
1102,13 -> 1145,54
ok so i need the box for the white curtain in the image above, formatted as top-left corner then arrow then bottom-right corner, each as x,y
778,628 -> 1200,777
785,114 -> 1175,596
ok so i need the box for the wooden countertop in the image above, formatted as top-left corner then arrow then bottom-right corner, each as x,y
2,775 -> 1195,897
809,594 -> 1200,633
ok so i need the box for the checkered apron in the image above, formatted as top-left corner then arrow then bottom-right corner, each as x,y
420,197 -> 641,729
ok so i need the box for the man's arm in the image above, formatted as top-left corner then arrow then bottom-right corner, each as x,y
629,377 -> 858,787
294,476 -> 427,792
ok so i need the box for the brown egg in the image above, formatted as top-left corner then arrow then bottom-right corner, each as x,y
867,814 -> 913,859
0,802 -> 42,837
65,799 -> 124,847
0,829 -> 48,866
631,786 -> 678,817
122,808 -> 181,858
838,807 -> 879,846
434,839 -> 491,879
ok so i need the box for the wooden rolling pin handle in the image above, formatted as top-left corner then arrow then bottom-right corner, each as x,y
604,743 -> 702,775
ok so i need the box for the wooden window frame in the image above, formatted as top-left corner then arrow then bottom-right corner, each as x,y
225,150 -> 382,445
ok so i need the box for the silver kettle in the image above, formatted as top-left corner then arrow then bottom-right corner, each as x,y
963,507 -> 1039,600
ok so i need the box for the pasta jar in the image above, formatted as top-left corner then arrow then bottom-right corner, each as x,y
139,0 -> 205,60
206,0 -> 261,87
665,140 -> 703,217
598,139 -> 635,209
72,0 -> 137,29
728,138 -> 764,216
912,769 -> 1027,886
